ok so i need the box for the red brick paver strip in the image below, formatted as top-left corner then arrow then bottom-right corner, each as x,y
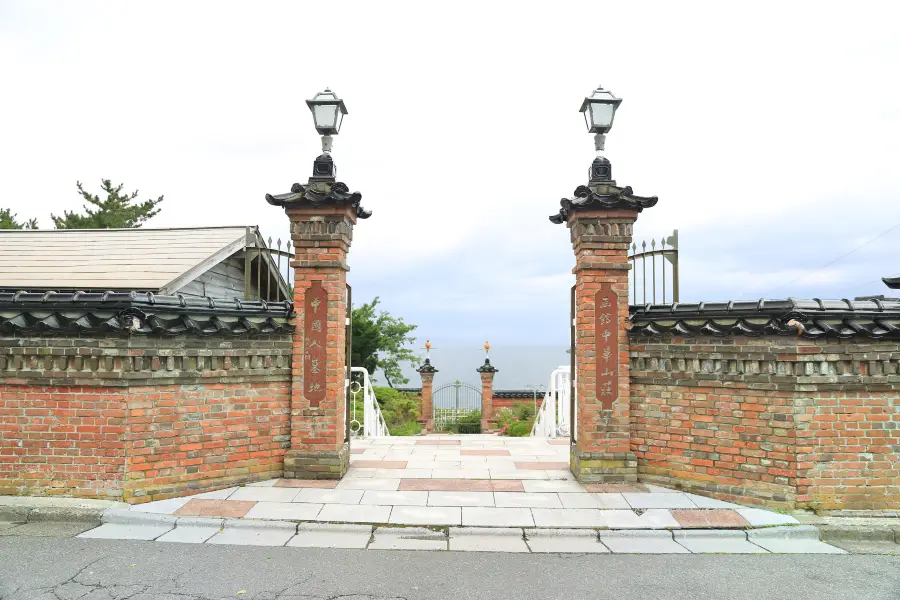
514,462 -> 570,470
490,480 -> 527,492
415,440 -> 461,445
174,499 -> 256,518
460,450 -> 511,456
399,479 -> 525,492
274,479 -> 339,489
671,509 -> 750,528
585,483 -> 650,493
351,460 -> 408,469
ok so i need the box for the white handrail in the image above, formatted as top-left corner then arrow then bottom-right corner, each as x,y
349,367 -> 390,438
531,366 -> 571,438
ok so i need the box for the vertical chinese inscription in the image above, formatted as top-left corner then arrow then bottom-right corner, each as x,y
304,280 -> 328,407
595,286 -> 618,410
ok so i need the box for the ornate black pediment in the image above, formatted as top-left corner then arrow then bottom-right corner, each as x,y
265,181 -> 371,219
549,184 -> 658,224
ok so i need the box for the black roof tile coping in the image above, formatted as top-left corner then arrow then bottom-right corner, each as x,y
629,298 -> 900,340
0,291 -> 293,318
0,291 -> 294,336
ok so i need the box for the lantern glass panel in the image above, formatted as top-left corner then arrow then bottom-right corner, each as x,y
314,105 -> 339,130
589,102 -> 615,130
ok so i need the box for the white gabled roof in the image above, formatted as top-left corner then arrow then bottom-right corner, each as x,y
0,226 -> 252,292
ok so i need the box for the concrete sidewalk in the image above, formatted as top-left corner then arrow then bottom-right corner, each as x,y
3,436 -> 881,553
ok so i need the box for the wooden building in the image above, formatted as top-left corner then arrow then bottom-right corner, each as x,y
0,226 -> 292,302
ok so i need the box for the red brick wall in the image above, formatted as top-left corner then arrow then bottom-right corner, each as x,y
798,392 -> 899,511
630,337 -> 900,510
1,334 -> 292,502
125,382 -> 290,502
0,385 -> 126,498
630,382 -> 798,506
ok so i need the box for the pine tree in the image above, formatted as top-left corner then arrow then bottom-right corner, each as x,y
0,208 -> 38,229
51,179 -> 163,229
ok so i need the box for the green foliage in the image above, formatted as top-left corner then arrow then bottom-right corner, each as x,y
51,180 -> 163,229
374,386 -> 421,436
351,297 -> 418,387
0,208 -> 37,229
455,410 -> 482,434
389,421 -> 422,436
497,402 -> 536,437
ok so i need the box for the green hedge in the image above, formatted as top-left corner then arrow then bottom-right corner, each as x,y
497,402 -> 536,437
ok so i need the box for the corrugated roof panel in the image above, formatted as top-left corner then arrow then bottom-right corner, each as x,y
0,227 -> 248,291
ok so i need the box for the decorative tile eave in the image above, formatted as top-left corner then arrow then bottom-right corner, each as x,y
0,291 -> 294,336
265,181 -> 371,219
549,184 -> 658,224
629,298 -> 900,341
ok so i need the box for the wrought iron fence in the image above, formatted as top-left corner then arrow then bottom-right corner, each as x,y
629,229 -> 679,305
243,232 -> 294,303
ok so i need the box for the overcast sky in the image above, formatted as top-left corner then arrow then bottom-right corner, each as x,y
2,1 -> 899,359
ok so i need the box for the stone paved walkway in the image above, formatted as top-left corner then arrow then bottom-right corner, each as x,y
123,436 -> 798,529
73,436 -> 845,552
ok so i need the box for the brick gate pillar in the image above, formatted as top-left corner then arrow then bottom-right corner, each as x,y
477,341 -> 497,432
550,180 -> 657,482
265,154 -> 371,479
417,343 -> 437,432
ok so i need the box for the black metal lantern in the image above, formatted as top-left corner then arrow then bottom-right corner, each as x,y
579,85 -> 622,134
305,88 -> 348,136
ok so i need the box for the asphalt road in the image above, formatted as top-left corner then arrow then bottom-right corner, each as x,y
1,525 -> 899,600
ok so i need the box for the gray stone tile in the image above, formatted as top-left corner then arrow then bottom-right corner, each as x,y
369,526 -> 447,550
682,493 -> 744,509
228,487 -> 301,503
644,484 -> 681,493
522,481 -> 586,493
130,497 -> 190,515
748,525 -> 846,554
207,520 -> 296,546
674,530 -> 769,553
601,509 -> 679,529
243,502 -> 323,521
449,527 -> 529,552
526,529 -> 609,554
558,493 -> 629,509
494,493 -> 562,509
737,508 -> 800,526
462,507 -> 535,527
316,504 -> 392,524
78,523 -> 173,541
288,523 -> 373,549
531,509 -> 606,528
191,487 -> 238,500
389,506 -> 461,526
293,488 -> 365,505
622,493 -> 697,509
335,478 -> 401,491
428,492 -> 495,507
600,530 -> 689,554
361,490 -> 429,506
157,518 -> 223,544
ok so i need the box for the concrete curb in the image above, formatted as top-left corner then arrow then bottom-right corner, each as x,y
747,525 -> 820,540
818,524 -> 900,544
0,496 -> 127,525
103,509 -> 177,526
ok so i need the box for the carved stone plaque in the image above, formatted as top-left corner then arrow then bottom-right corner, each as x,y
595,286 -> 618,410
304,280 -> 328,407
